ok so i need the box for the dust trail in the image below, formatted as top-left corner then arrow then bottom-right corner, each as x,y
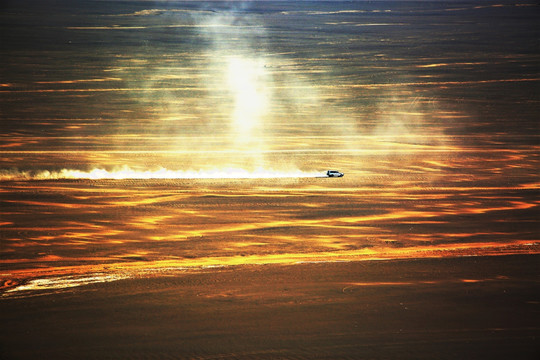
0,167 -> 325,181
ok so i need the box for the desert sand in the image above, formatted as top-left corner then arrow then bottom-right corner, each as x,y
1,255 -> 538,359
1,1 -> 539,358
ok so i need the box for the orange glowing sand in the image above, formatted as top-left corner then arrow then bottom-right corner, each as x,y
1,176 -> 538,297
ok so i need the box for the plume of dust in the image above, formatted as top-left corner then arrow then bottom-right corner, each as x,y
104,3 -> 454,180
122,2 -> 294,174
365,89 -> 454,185
0,167 -> 324,181
198,4 -> 273,170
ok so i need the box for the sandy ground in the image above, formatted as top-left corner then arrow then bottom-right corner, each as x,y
1,254 -> 538,359
1,2 -> 538,358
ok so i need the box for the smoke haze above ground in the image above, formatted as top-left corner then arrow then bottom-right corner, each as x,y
2,1 -> 537,179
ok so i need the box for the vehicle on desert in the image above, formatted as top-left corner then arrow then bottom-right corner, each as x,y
326,170 -> 344,177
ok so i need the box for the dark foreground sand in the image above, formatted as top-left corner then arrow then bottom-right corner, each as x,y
1,254 -> 538,359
